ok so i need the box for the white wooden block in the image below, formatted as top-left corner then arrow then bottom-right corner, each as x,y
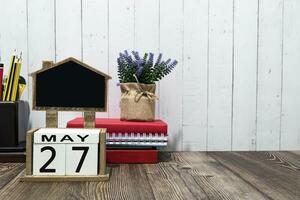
65,144 -> 98,175
34,128 -> 100,144
33,144 -> 65,176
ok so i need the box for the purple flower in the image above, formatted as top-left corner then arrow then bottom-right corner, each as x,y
132,51 -> 141,60
165,58 -> 171,65
135,59 -> 145,77
148,53 -> 154,65
169,60 -> 178,69
124,50 -> 129,56
155,53 -> 162,66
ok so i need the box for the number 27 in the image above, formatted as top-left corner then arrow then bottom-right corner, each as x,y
39,146 -> 89,173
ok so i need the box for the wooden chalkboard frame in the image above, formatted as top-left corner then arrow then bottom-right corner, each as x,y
30,57 -> 111,112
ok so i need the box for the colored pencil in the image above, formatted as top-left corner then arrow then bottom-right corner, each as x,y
3,53 -> 16,101
11,58 -> 21,101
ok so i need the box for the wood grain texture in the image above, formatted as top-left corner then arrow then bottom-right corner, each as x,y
1,152 -> 300,199
0,163 -> 24,190
25,129 -> 38,175
99,129 -> 107,175
84,112 -> 95,128
210,151 -> 300,200
45,110 -> 58,128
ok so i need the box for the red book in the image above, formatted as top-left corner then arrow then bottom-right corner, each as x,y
106,149 -> 158,164
67,117 -> 168,134
0,64 -> 3,100
67,118 -> 165,163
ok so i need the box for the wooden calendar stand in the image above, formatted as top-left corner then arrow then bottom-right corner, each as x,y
21,126 -> 110,182
23,58 -> 111,181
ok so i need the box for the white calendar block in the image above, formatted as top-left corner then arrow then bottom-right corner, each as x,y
34,128 -> 100,144
65,144 -> 98,175
24,128 -> 108,181
33,144 -> 65,176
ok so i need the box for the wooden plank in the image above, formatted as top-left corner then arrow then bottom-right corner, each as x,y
210,152 -> 300,200
25,129 -> 38,175
96,165 -> 155,200
256,0 -> 283,150
0,170 -> 66,199
0,0 -> 28,101
159,0 -> 183,151
281,0 -> 300,150
55,0 -> 82,127
269,151 -> 300,169
108,0 -> 134,118
172,152 -> 268,199
83,111 -> 95,128
45,110 -> 58,128
0,152 -> 299,199
2,165 -> 152,199
207,0 -> 234,151
134,0 -> 160,119
28,0 -> 55,128
145,159 -> 195,199
99,129 -> 106,175
0,163 -> 24,190
82,0 -> 109,118
182,0 -> 209,151
20,174 -> 109,182
232,0 -> 258,151
291,151 -> 300,156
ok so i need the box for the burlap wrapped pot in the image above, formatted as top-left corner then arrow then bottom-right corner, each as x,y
120,83 -> 156,121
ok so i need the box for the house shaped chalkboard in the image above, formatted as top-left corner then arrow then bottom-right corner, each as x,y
31,57 -> 111,112
30,57 -> 111,128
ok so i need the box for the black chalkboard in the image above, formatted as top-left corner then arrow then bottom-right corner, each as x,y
35,60 -> 106,109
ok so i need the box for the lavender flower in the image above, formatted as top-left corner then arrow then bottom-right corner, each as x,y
169,60 -> 178,69
167,58 -> 173,64
135,59 -> 145,77
117,50 -> 178,84
132,51 -> 141,60
155,53 -> 162,66
147,53 -> 154,65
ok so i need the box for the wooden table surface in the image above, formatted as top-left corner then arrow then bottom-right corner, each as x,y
0,152 -> 299,200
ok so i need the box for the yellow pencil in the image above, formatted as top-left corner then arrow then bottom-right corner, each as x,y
11,58 -> 21,101
3,53 -> 16,101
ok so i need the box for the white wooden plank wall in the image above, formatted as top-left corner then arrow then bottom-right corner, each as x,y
207,0 -> 233,151
27,0 -> 55,128
182,0 -> 208,151
0,0 -> 299,151
281,0 -> 300,150
232,0 -> 258,151
257,0 -> 283,150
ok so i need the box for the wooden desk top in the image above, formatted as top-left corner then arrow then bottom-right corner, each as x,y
0,151 -> 299,200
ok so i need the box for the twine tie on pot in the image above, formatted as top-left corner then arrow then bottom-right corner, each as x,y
133,74 -> 158,103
